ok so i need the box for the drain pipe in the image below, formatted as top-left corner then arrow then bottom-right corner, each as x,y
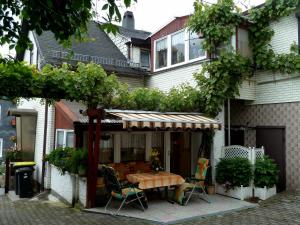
227,99 -> 231,146
41,99 -> 48,191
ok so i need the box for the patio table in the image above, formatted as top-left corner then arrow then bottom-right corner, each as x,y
126,172 -> 185,190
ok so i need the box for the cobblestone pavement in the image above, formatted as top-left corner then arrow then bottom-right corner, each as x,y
1,191 -> 300,225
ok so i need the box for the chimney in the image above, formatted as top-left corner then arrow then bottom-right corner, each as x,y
122,11 -> 135,30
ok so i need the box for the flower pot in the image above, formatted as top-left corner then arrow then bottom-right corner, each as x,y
216,184 -> 252,200
207,185 -> 215,195
254,186 -> 276,200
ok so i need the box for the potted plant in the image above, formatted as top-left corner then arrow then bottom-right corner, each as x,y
150,148 -> 163,173
216,157 -> 253,200
254,156 -> 278,200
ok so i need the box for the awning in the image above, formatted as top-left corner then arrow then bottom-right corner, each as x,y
106,109 -> 221,130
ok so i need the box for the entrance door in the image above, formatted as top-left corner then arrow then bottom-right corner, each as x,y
256,127 -> 286,192
170,132 -> 191,177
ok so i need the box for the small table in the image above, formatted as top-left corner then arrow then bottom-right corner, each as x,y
126,172 -> 185,203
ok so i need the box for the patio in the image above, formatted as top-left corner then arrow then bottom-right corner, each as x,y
85,194 -> 256,224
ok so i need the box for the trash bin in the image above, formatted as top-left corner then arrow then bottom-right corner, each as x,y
15,167 -> 34,198
14,162 -> 35,196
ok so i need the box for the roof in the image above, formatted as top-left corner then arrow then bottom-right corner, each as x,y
58,100 -> 221,130
118,26 -> 151,40
34,21 -> 148,76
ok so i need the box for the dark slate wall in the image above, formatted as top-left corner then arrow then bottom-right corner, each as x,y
0,100 -> 16,160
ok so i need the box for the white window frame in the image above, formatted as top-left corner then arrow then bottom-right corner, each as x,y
153,28 -> 207,72
55,129 -> 74,148
0,138 -> 3,158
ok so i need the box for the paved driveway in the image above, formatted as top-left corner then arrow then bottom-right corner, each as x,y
1,191 -> 300,225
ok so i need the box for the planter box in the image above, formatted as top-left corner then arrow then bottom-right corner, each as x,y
254,186 -> 276,200
216,184 -> 252,200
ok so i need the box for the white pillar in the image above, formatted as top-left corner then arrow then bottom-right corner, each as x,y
212,106 -> 225,182
164,131 -> 171,172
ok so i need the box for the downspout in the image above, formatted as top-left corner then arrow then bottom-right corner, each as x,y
227,99 -> 231,146
41,99 -> 48,191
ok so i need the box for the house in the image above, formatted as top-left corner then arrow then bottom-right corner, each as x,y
12,11 -> 256,207
227,9 -> 300,191
0,100 -> 16,161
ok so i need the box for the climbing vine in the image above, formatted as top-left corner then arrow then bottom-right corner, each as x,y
187,0 -> 300,116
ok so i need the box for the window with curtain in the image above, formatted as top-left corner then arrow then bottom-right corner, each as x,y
155,38 -> 167,69
55,129 -> 74,148
189,32 -> 205,60
121,133 -> 146,162
171,31 -> 185,65
99,135 -> 114,163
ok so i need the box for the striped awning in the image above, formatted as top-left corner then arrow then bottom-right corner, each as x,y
106,110 -> 221,130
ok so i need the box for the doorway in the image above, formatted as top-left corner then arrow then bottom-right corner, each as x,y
256,127 -> 286,192
170,132 -> 191,177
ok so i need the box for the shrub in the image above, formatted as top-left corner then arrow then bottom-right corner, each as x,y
254,156 -> 278,188
46,147 -> 88,175
216,157 -> 252,191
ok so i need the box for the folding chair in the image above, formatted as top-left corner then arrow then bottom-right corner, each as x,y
101,165 -> 148,215
175,158 -> 210,205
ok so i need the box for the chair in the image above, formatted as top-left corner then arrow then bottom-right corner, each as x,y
101,165 -> 148,215
175,158 -> 210,205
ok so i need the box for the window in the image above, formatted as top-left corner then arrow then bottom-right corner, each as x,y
99,135 -> 114,163
189,32 -> 205,60
155,38 -> 167,69
171,31 -> 185,65
140,50 -> 150,68
0,138 -> 2,158
121,133 -> 145,162
55,129 -> 74,148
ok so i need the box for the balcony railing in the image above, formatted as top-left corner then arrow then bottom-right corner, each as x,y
48,50 -> 146,69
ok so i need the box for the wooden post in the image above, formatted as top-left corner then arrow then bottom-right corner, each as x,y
5,158 -> 10,193
86,108 -> 103,208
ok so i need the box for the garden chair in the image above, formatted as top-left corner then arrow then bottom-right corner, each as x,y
101,165 -> 148,215
175,158 -> 210,205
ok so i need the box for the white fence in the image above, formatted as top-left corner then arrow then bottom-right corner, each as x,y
221,145 -> 264,164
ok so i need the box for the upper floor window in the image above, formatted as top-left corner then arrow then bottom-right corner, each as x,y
140,50 -> 150,68
171,31 -> 185,65
155,38 -> 167,69
56,129 -> 74,148
189,32 -> 205,60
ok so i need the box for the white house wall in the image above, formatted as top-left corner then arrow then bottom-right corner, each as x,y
23,31 -> 42,68
250,13 -> 300,105
269,13 -> 298,54
147,64 -> 200,91
132,46 -> 140,64
18,98 -> 55,188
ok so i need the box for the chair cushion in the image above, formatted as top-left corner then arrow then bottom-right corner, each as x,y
111,187 -> 143,199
